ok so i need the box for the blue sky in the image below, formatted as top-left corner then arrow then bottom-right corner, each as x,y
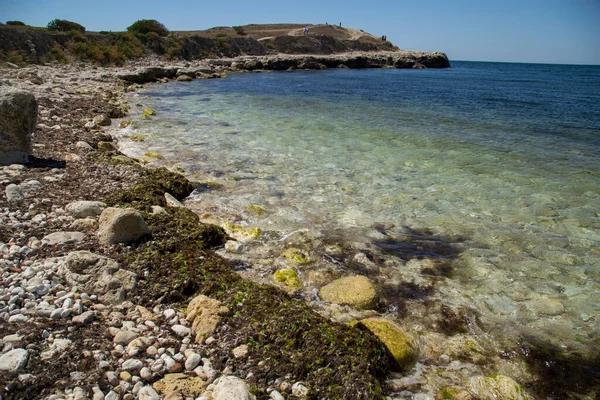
2,0 -> 599,65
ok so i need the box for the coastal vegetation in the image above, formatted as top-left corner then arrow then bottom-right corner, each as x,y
47,18 -> 86,33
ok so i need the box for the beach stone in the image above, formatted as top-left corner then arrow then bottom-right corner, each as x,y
122,358 -> 144,371
0,348 -> 28,372
57,251 -> 137,304
152,373 -> 207,396
0,87 -> 37,165
72,310 -> 95,325
93,114 -> 111,126
186,295 -> 229,344
213,375 -> 253,400
356,317 -> 419,372
97,207 -> 151,244
176,74 -> 193,82
113,330 -> 138,345
273,268 -> 302,290
319,275 -> 377,310
534,299 -> 565,316
468,374 -> 530,400
138,386 -> 161,400
171,324 -> 192,337
66,200 -> 107,218
185,353 -> 201,371
5,183 -> 25,202
292,382 -> 309,397
42,231 -> 85,245
140,367 -> 153,381
75,141 -> 95,152
70,217 -> 98,232
165,192 -> 184,208
232,345 -> 248,359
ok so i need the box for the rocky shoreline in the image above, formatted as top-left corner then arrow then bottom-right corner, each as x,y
0,56 -> 552,400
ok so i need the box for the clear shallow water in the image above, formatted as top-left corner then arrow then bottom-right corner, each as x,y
123,61 -> 600,370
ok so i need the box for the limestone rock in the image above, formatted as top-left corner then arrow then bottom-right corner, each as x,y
0,348 -> 28,372
57,250 -> 137,304
213,375 -> 254,400
118,67 -> 178,84
356,317 -> 419,372
186,295 -> 229,344
176,74 -> 194,82
138,386 -> 160,400
70,217 -> 98,232
152,373 -> 207,396
165,192 -> 184,208
97,207 -> 151,244
113,330 -> 138,345
468,374 -> 530,400
42,231 -> 85,245
0,87 -> 37,165
93,114 -> 111,126
5,183 -> 25,202
66,200 -> 107,218
319,275 -> 377,310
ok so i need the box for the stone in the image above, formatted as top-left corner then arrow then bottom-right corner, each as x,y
66,200 -> 107,218
42,231 -> 85,245
185,295 -> 229,344
171,324 -> 192,337
93,114 -> 111,126
319,275 -> 377,310
213,375 -> 253,400
468,374 -> 530,400
5,183 -> 25,202
273,269 -> 302,290
165,192 -> 184,208
138,386 -> 161,400
97,207 -> 151,244
122,358 -> 144,371
176,74 -> 194,82
292,382 -> 309,397
0,348 -> 29,372
534,299 -> 565,316
140,367 -> 153,381
58,251 -> 137,304
75,141 -> 95,152
355,317 -> 419,372
185,353 -> 201,371
72,310 -> 95,325
232,345 -> 248,359
70,217 -> 98,232
113,330 -> 138,345
0,87 -> 37,165
152,373 -> 207,396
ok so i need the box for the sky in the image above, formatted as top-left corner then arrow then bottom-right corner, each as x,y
1,0 -> 599,65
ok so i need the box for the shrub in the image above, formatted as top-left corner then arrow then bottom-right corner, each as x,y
6,50 -> 25,65
127,19 -> 168,36
6,21 -> 26,26
232,26 -> 246,35
39,44 -> 70,64
47,19 -> 85,32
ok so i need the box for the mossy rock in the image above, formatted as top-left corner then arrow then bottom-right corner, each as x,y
282,248 -> 311,266
319,275 -> 377,310
247,204 -> 265,216
274,268 -> 302,290
120,119 -> 132,128
98,141 -> 118,152
130,134 -> 145,142
144,151 -> 162,159
468,374 -> 530,400
355,317 -> 419,372
223,222 -> 262,242
141,107 -> 156,119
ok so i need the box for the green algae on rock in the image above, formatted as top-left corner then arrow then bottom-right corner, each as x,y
274,268 -> 302,290
355,317 -> 420,372
281,247 -> 311,266
319,275 -> 377,310
223,222 -> 262,242
141,107 -> 156,119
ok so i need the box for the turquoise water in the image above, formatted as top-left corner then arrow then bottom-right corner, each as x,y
121,61 -> 600,394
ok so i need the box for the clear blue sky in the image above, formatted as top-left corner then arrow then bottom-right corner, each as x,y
2,0 -> 599,65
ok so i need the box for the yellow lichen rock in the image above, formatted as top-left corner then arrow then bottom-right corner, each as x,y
274,268 -> 302,290
356,317 -> 420,372
319,275 -> 377,310
186,295 -> 229,344
223,222 -> 262,242
468,374 -> 530,400
282,248 -> 311,266
153,373 -> 207,396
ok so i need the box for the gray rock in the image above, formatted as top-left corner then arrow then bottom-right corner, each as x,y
57,251 -> 137,304
0,348 -> 29,372
72,310 -> 96,325
138,386 -> 160,400
213,375 -> 253,400
185,353 -> 201,371
97,207 -> 151,245
140,366 -> 153,381
171,324 -> 192,337
8,313 -> 28,323
42,231 -> 85,245
0,87 -> 37,165
104,390 -> 119,400
5,183 -> 25,202
164,192 -> 184,208
113,330 -> 137,345
93,114 -> 111,127
66,201 -> 107,218
76,141 -> 95,153
118,67 -> 178,84
292,382 -> 309,397
122,358 -> 144,371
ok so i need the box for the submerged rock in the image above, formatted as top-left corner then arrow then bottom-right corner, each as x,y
468,374 -> 530,400
274,268 -> 302,290
356,317 -> 419,372
319,275 -> 377,310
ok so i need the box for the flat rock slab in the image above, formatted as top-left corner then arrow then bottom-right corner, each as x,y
42,231 -> 85,245
65,200 -> 107,218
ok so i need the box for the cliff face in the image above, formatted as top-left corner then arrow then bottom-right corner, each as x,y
0,25 -> 449,69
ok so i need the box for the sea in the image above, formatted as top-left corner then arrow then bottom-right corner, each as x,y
119,61 -> 600,397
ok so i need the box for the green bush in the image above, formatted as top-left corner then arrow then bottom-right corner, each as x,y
47,19 -> 85,32
39,44 -> 70,64
232,26 -> 246,35
6,21 -> 26,26
127,19 -> 168,36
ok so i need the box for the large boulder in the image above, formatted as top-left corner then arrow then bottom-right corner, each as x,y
468,374 -> 530,400
118,67 -> 178,84
97,207 -> 151,244
0,87 -> 37,165
319,275 -> 377,310
186,295 -> 229,344
57,251 -> 137,304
